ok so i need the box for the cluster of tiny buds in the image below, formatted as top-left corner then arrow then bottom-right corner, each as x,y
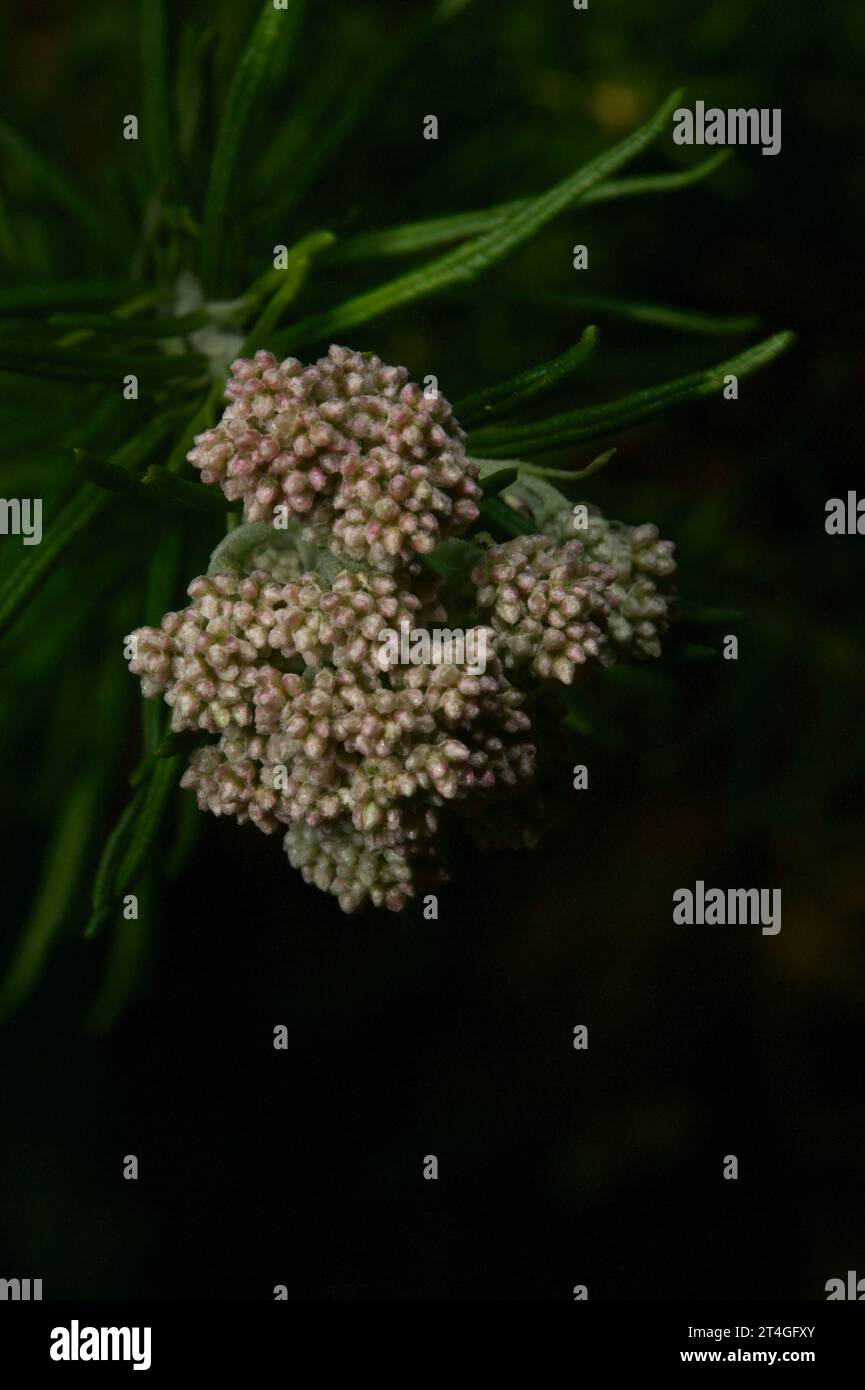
130,347 -> 678,912
471,536 -> 616,684
132,566 -> 538,911
188,345 -> 481,572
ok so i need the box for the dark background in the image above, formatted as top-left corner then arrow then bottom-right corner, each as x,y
0,0 -> 863,1299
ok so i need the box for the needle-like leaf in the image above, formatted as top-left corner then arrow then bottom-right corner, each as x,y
240,231 -> 336,352
468,331 -> 796,456
325,152 -> 729,266
273,89 -> 684,351
0,414 -> 177,641
200,0 -> 305,292
455,326 -> 599,425
140,0 -> 181,191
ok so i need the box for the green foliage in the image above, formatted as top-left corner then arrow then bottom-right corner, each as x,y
0,2 -> 794,1022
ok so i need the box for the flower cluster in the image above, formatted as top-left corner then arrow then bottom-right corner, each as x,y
188,344 -> 481,572
130,564 -> 535,912
471,535 -> 616,684
543,503 -> 677,659
128,345 -> 677,913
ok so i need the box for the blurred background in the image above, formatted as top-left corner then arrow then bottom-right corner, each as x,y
0,0 -> 863,1298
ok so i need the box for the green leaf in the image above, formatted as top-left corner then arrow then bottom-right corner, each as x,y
455,326 -> 598,425
165,786 -> 203,879
140,0 -> 180,191
207,520 -> 283,575
200,0 -> 305,292
0,775 -> 100,1017
501,476 -> 570,532
419,536 -> 482,580
264,0 -> 474,224
325,202 -> 526,265
240,230 -> 336,352
0,341 -> 208,384
474,496 -> 537,538
85,787 -> 148,938
116,756 -> 182,888
677,601 -> 744,624
527,292 -> 760,336
468,331 -> 796,456
581,150 -> 732,205
153,729 -> 210,760
0,414 -> 177,641
74,449 -> 141,492
142,465 -> 241,513
273,88 -> 684,351
143,520 -> 185,622
677,643 -> 719,663
165,379 -> 226,473
49,309 -> 208,338
325,152 -> 729,266
516,449 -> 617,482
86,872 -> 155,1035
0,281 -> 133,314
475,465 -> 519,495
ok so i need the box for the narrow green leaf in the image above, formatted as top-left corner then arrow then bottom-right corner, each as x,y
266,0 -> 473,223
326,153 -> 729,266
516,448 -> 617,482
0,775 -> 100,1017
240,230 -> 336,353
116,756 -> 181,888
0,341 -> 208,383
677,601 -> 744,624
140,0 -> 180,190
528,292 -> 759,336
154,729 -> 210,760
86,787 -> 148,938
200,0 -> 304,292
0,281 -> 133,314
142,465 -> 241,513
0,414 -> 177,641
468,331 -> 796,456
581,151 -> 731,205
49,309 -> 208,338
143,517 -> 185,627
175,21 -> 217,161
274,89 -> 683,351
0,488 -> 108,645
165,379 -> 226,473
475,465 -> 519,495
475,496 -> 537,538
75,449 -> 140,492
678,643 -> 719,663
164,786 -> 203,879
325,202 -> 525,265
455,326 -> 598,425
86,872 -> 155,1035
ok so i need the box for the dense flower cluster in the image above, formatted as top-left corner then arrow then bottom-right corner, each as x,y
541,502 -> 677,660
130,565 -> 535,911
471,535 -> 616,684
188,345 -> 481,572
128,346 -> 677,913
